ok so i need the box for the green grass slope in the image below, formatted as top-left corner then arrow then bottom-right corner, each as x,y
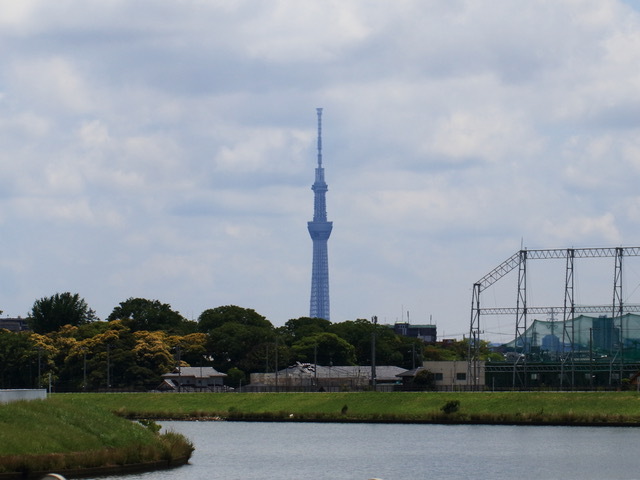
0,397 -> 193,476
57,391 -> 640,425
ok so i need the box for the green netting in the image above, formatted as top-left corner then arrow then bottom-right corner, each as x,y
503,313 -> 640,360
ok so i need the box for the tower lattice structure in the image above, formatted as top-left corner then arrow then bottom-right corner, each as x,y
308,108 -> 332,321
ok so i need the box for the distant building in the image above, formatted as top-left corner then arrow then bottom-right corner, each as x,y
249,363 -> 406,391
159,366 -> 227,392
0,389 -> 47,404
392,322 -> 437,343
397,361 -> 487,391
0,317 -> 29,332
423,360 -> 485,390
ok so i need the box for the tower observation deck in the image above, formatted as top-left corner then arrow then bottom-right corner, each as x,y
308,108 -> 332,321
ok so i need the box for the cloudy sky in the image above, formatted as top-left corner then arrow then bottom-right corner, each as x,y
3,0 -> 640,343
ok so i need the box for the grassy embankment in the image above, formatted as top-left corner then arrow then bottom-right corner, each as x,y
59,391 -> 640,426
0,397 -> 193,478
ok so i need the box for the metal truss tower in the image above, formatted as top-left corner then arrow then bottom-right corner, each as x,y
308,108 -> 332,321
468,246 -> 640,389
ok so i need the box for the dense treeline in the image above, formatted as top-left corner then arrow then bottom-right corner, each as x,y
0,293 -> 486,391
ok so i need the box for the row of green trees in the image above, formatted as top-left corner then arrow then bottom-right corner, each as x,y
0,293 -> 482,391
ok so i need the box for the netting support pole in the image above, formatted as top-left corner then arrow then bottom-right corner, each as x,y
513,249 -> 527,389
468,282 -> 481,390
561,248 -> 575,390
613,247 -> 624,384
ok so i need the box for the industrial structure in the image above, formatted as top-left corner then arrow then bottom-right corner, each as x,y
392,322 -> 437,343
249,363 -> 406,392
159,366 -> 227,392
469,247 -> 640,389
307,108 -> 332,321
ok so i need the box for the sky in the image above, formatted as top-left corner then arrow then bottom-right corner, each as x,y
3,0 -> 640,343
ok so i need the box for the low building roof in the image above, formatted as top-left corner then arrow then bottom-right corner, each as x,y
162,366 -> 227,378
0,317 -> 29,332
396,367 -> 427,377
275,363 -> 406,382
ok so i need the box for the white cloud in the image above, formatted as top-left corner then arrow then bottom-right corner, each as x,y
0,1 -> 39,29
542,213 -> 621,245
213,127 -> 310,174
10,57 -> 94,113
77,120 -> 110,147
241,1 -> 372,62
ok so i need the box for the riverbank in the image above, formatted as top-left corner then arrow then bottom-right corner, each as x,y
58,391 -> 640,426
0,397 -> 193,479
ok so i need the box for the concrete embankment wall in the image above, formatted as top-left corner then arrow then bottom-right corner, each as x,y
0,389 -> 47,404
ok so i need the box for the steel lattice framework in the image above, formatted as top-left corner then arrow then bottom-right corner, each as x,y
468,247 -> 640,389
308,108 -> 332,321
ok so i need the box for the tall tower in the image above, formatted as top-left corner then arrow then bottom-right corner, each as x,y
308,108 -> 332,321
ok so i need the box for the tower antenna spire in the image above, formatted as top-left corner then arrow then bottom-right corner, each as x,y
316,107 -> 323,167
308,107 -> 332,321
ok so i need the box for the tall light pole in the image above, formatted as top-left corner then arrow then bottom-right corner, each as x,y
175,345 -> 182,393
314,343 -> 318,388
106,344 -> 111,390
371,316 -> 377,390
83,350 -> 87,392
275,337 -> 279,392
37,347 -> 42,389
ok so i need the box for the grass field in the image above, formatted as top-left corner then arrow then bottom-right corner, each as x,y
0,397 -> 193,475
56,391 -> 640,425
2,391 -> 639,476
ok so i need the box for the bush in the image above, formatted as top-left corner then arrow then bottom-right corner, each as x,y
138,419 -> 161,434
440,400 -> 460,415
413,369 -> 435,391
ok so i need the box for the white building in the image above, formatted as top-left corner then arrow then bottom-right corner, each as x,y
423,361 -> 486,390
159,366 -> 227,391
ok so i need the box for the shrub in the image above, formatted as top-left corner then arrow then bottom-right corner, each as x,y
138,419 -> 161,434
440,400 -> 460,415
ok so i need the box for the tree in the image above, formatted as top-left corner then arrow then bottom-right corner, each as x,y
280,317 -> 332,345
78,320 -> 150,390
291,332 -> 357,366
29,292 -> 97,334
0,330 -> 39,388
197,306 -> 275,373
225,367 -> 246,388
423,343 -> 459,361
240,341 -> 291,375
198,305 -> 272,332
412,368 -> 435,391
132,330 -> 175,376
206,321 -> 276,372
395,336 -> 426,370
107,298 -> 187,333
422,339 -> 493,362
330,319 -> 396,365
329,319 -> 378,362
168,333 -> 209,367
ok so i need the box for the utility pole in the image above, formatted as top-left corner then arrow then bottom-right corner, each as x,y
37,347 -> 42,389
314,343 -> 318,388
106,344 -> 111,390
83,350 -> 87,392
371,316 -> 377,390
275,337 -> 279,392
412,343 -> 416,370
176,345 -> 182,393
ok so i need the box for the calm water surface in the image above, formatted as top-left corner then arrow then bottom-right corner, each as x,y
101,421 -> 640,480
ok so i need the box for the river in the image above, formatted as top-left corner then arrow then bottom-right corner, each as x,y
100,421 -> 640,480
